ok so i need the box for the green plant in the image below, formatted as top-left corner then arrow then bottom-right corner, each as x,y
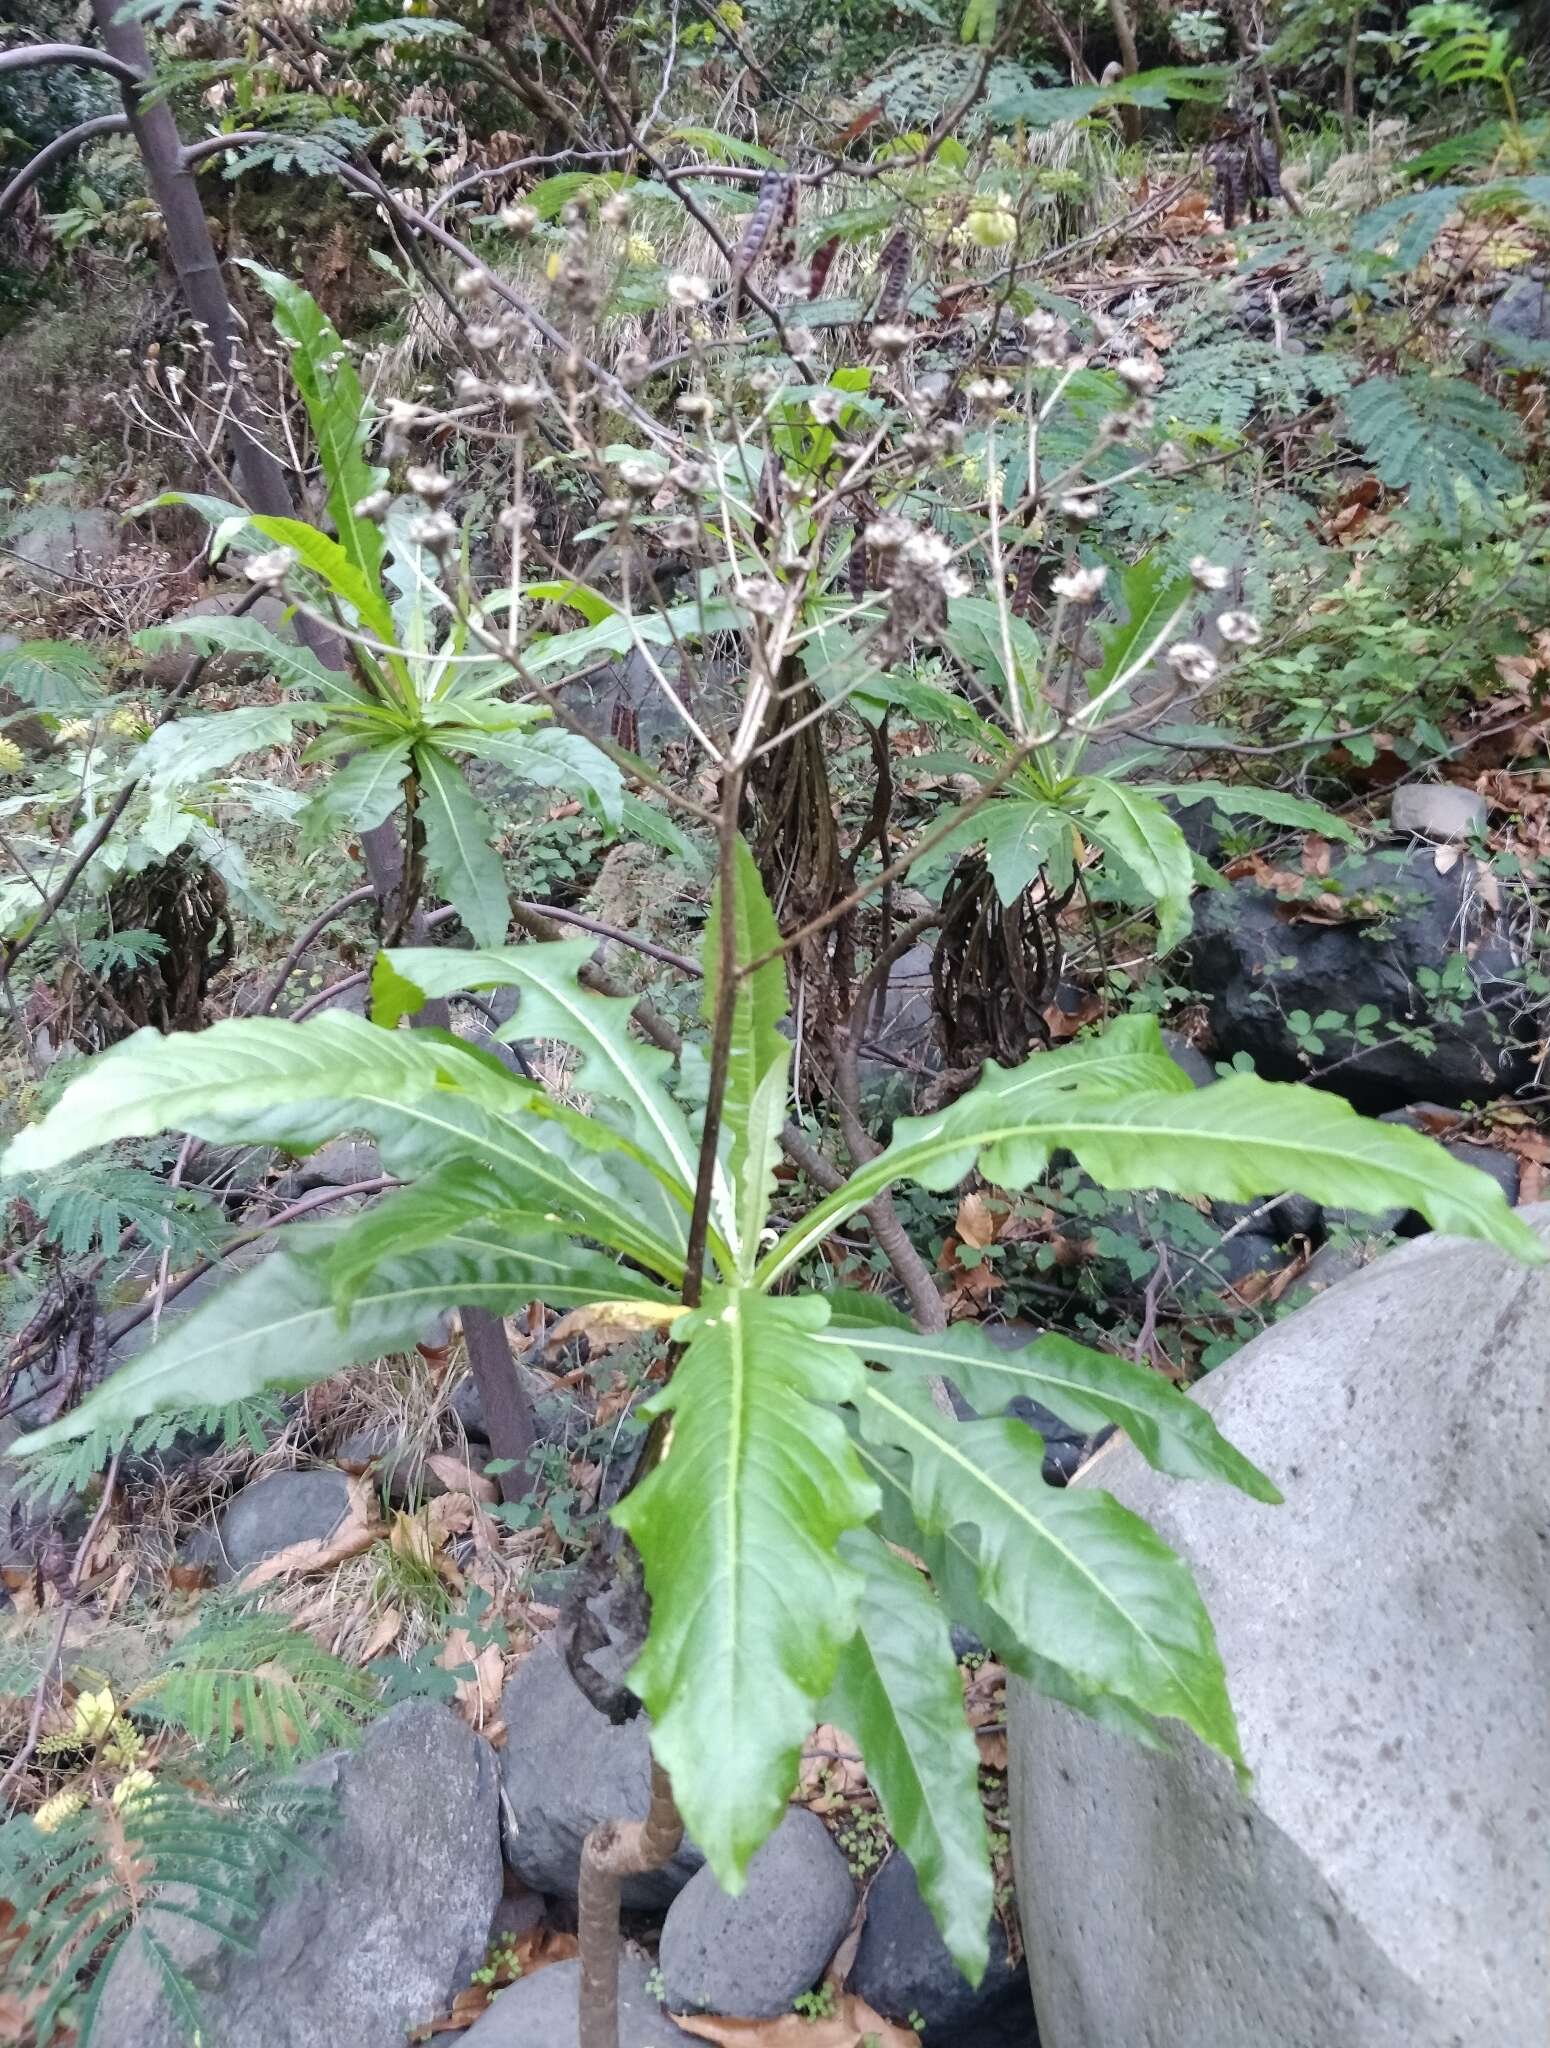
3,842 -> 1537,1988
1406,2 -> 1524,132
0,1604 -> 375,2039
793,1981 -> 838,2020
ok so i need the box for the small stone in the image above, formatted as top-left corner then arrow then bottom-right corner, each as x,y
1488,277 -> 1550,344
1159,1029 -> 1216,1089
499,1642 -> 704,1906
659,1807 -> 855,2018
1389,784 -> 1487,844
1442,1139 -> 1519,1206
213,1469 -> 354,1582
1294,1240 -> 1374,1293
458,1956 -> 692,2045
848,1851 -> 1033,2046
274,1136 -> 382,1200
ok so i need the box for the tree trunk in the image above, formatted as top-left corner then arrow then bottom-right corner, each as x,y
1105,0 -> 1142,143
85,0 -> 536,1501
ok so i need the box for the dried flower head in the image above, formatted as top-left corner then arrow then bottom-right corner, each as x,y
965,376 -> 1011,413
498,203 -> 538,237
1166,641 -> 1219,685
54,717 -> 92,746
498,501 -> 534,534
739,578 -> 785,618
667,271 -> 712,308
747,365 -> 783,396
245,545 -> 297,589
1217,610 -> 1262,646
1156,440 -> 1188,476
406,465 -> 452,504
616,348 -> 650,389
599,192 -> 632,227
1114,356 -> 1164,397
597,496 -> 633,521
352,489 -> 391,521
615,458 -> 662,495
676,390 -> 717,421
672,461 -> 710,492
870,322 -> 914,356
466,322 -> 505,352
409,511 -> 458,554
1059,491 -> 1101,522
1052,565 -> 1108,603
453,370 -> 491,403
454,268 -> 494,303
497,382 -> 545,425
659,516 -> 701,551
808,388 -> 844,425
1188,556 -> 1230,592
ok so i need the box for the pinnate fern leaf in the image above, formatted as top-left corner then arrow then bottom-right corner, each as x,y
1341,373 -> 1522,531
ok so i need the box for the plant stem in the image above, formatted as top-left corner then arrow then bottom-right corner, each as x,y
577,1762 -> 684,2048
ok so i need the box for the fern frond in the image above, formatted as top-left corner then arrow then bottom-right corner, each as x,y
13,1396 -> 284,1506
0,1776 -> 327,2045
1341,373 -> 1523,532
140,1607 -> 380,1760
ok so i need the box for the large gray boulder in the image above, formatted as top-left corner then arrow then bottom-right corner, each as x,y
213,1467 -> 355,1582
94,1701 -> 502,2048
499,1641 -> 704,1906
1009,1210 -> 1550,2048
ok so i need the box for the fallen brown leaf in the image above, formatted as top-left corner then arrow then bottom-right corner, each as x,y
799,1724 -> 868,1810
426,1453 -> 498,1504
545,1299 -> 685,1355
242,1477 -> 376,1588
673,1995 -> 917,2047
439,1627 -> 505,1728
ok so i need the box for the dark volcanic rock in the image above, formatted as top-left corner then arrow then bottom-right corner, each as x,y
849,1851 -> 1035,2046
1187,847 -> 1537,1111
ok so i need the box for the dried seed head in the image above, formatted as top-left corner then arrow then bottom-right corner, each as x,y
453,370 -> 491,403
406,465 -> 452,504
787,328 -> 820,361
1059,491 -> 1101,522
615,458 -> 662,494
739,578 -> 784,618
616,348 -> 651,388
497,381 -> 545,425
1166,640 -> 1219,685
1217,609 -> 1262,646
598,496 -> 633,521
498,202 -> 538,237
747,365 -> 783,396
870,322 -> 914,356
1052,565 -> 1108,603
455,267 -> 494,303
808,388 -> 844,425
1155,440 -> 1188,476
559,200 -> 585,229
1189,555 -> 1230,592
672,460 -> 710,492
498,501 -> 534,534
1114,355 -> 1164,397
245,545 -> 297,589
660,516 -> 701,551
466,322 -> 505,352
600,192 -> 632,227
676,390 -> 717,421
865,514 -> 914,553
352,489 -> 392,520
409,511 -> 458,553
667,271 -> 712,308
965,375 -> 1011,413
